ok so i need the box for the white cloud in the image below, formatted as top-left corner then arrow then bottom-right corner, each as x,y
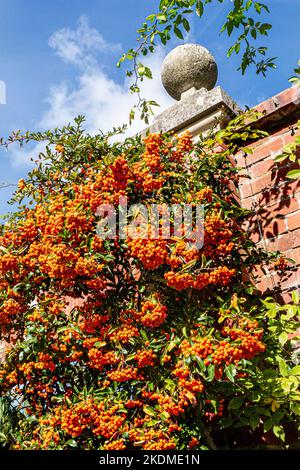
48,15 -> 121,68
40,53 -> 173,136
10,141 -> 47,169
9,16 -> 173,167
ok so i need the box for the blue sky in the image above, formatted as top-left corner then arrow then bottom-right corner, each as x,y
0,0 -> 299,216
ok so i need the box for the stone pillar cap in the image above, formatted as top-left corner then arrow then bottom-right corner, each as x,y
161,43 -> 218,101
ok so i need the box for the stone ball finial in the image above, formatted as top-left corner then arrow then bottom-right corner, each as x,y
161,44 -> 218,101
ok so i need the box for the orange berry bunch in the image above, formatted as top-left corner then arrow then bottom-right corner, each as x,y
0,298 -> 25,324
103,439 -> 126,450
170,132 -> 193,163
106,366 -> 139,382
58,400 -> 126,440
88,349 -> 118,370
108,325 -> 140,343
124,400 -> 143,409
203,212 -> 235,258
134,349 -> 156,368
195,187 -> 213,203
273,256 -> 290,272
188,437 -> 200,449
136,300 -> 168,328
180,338 -> 214,359
164,267 -> 235,291
168,240 -> 199,269
126,237 -> 168,270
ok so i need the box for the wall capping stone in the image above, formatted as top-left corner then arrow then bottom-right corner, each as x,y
142,86 -> 241,137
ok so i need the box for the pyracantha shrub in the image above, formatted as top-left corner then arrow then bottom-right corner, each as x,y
0,115 -> 299,450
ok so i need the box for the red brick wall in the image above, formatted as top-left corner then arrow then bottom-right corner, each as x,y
237,86 -> 300,302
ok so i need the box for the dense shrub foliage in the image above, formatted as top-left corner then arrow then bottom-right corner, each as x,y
0,116 -> 299,449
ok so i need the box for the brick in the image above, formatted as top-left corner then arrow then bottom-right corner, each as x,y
287,211 -> 300,231
241,169 -> 300,200
255,187 -> 282,206
255,180 -> 300,205
272,123 -> 298,139
255,100 -> 276,116
279,291 -> 293,304
292,247 -> 300,266
277,86 -> 300,107
273,270 -> 300,291
281,179 -> 300,197
265,218 -> 287,238
256,268 -> 300,293
251,174 -> 274,194
283,130 -> 300,145
265,234 -> 295,253
292,228 -> 300,249
256,275 -> 275,293
269,137 -> 284,154
249,158 -> 274,179
255,87 -> 298,114
242,142 -> 271,166
248,222 -> 261,243
252,218 -> 287,241
241,196 -> 255,210
266,197 -> 299,216
239,174 -> 272,198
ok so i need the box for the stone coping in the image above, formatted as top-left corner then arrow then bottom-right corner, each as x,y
142,86 -> 241,136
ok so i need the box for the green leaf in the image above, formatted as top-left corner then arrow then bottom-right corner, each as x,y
278,357 -> 289,377
250,415 -> 260,431
220,417 -> 233,428
195,356 -> 205,371
66,439 -> 77,448
182,326 -> 188,339
156,13 -> 167,22
290,403 -> 300,415
174,26 -> 184,40
129,109 -> 135,125
228,396 -> 244,410
182,18 -> 190,32
196,0 -> 204,17
278,332 -> 288,346
263,418 -> 273,433
292,290 -> 300,305
143,405 -> 156,416
274,153 -> 288,163
286,169 -> 300,179
93,341 -> 107,348
273,425 -> 285,442
140,330 -> 149,341
146,14 -> 156,22
225,364 -> 236,382
207,364 -> 215,382
290,365 -> 300,376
